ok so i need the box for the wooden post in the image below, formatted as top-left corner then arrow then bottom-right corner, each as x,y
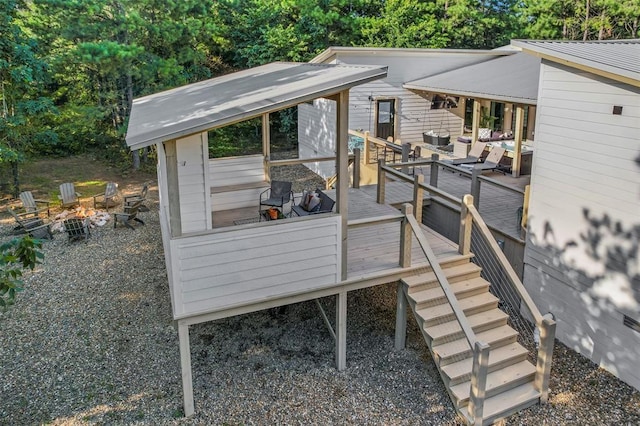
353,148 -> 361,189
535,317 -> 556,403
471,99 -> 481,143
164,140 -> 182,237
178,321 -> 194,416
468,341 -> 490,426
413,174 -> 424,224
521,184 -> 530,231
336,90 -> 349,281
430,153 -> 439,187
399,203 -> 413,268
364,131 -> 371,165
401,142 -> 410,174
262,113 -> 271,182
459,194 -> 473,255
394,281 -> 407,350
470,166 -> 481,208
336,291 -> 347,370
512,104 -> 524,177
377,158 -> 386,204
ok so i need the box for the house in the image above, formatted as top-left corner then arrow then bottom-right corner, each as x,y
302,47 -> 540,178
126,60 -> 556,424
513,39 -> 640,390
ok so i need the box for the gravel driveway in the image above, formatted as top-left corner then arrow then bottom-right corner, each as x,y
1,186 -> 638,425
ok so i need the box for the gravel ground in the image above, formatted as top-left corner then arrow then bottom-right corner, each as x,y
1,185 -> 638,425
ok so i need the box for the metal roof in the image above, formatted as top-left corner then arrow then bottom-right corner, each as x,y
511,39 -> 640,87
403,52 -> 540,105
310,46 -> 502,64
126,62 -> 388,150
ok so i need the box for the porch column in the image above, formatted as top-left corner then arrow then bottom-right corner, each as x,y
178,321 -> 194,416
262,113 -> 271,182
336,291 -> 347,370
471,99 -> 481,143
336,90 -> 349,281
512,104 -> 525,177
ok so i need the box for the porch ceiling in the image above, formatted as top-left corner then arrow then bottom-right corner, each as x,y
126,62 -> 388,150
403,52 -> 539,105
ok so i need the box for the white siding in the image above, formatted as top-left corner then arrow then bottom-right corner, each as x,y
298,101 -> 337,179
523,61 -> 640,390
176,133 -> 210,234
209,155 -> 268,211
170,215 -> 342,318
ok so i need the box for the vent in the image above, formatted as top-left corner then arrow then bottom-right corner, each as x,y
623,315 -> 640,333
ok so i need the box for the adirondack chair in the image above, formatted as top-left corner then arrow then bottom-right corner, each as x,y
8,208 -> 54,240
58,183 -> 80,208
93,182 -> 119,211
124,183 -> 149,212
19,191 -> 51,217
63,217 -> 90,242
114,201 -> 145,230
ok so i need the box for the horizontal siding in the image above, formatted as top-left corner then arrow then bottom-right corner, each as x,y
177,134 -> 208,233
171,215 -> 341,317
209,155 -> 265,186
298,101 -> 337,178
523,261 -> 640,390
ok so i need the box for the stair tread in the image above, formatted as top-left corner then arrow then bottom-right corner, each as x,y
403,262 -> 481,288
441,342 -> 529,381
432,324 -> 518,359
459,382 -> 540,423
416,292 -> 499,324
409,277 -> 490,304
450,360 -> 537,400
425,308 -> 508,341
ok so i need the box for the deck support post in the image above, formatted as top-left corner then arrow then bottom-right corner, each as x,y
459,194 -> 473,255
394,281 -> 407,350
353,148 -> 361,189
178,321 -> 194,417
412,175 -> 424,224
336,291 -> 347,370
470,166 -> 481,208
429,154 -> 439,187
468,341 -> 490,426
535,317 -> 556,403
377,159 -> 386,204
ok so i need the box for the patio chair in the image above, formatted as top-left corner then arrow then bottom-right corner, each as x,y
58,182 -> 80,209
8,208 -> 54,240
124,183 -> 149,212
259,181 -> 293,216
19,191 -> 51,217
460,146 -> 506,172
63,217 -> 90,242
114,201 -> 145,230
93,182 -> 119,211
448,141 -> 488,165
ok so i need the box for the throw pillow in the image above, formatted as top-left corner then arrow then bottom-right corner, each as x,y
305,193 -> 321,212
478,128 -> 492,139
298,190 -> 311,210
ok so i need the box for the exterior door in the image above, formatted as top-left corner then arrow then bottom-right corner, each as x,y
376,99 -> 395,139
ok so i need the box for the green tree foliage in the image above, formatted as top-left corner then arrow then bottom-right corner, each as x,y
0,236 -> 43,312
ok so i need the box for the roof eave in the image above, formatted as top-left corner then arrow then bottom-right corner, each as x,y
403,83 -> 537,106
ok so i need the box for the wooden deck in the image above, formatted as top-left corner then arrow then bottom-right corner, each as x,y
212,187 -> 459,282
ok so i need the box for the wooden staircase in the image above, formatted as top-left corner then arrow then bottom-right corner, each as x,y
401,258 -> 541,425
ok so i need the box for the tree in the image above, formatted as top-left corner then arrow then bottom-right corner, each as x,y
0,236 -> 43,312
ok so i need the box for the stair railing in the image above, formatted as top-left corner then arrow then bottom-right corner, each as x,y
402,204 -> 489,424
459,194 -> 556,403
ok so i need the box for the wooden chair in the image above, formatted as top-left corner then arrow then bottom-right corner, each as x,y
7,208 -> 54,240
19,191 -> 50,217
93,182 -> 119,211
124,183 -> 149,212
114,201 -> 145,230
58,183 -> 80,209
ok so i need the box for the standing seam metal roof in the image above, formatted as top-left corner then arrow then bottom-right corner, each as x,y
403,52 -> 540,104
511,39 -> 640,85
125,62 -> 388,150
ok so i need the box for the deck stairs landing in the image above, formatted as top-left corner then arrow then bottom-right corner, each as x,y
401,258 -> 540,425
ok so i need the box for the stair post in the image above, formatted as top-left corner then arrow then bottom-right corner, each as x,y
430,153 -> 439,187
363,131 -> 371,164
459,194 -> 473,255
535,317 -> 556,403
468,341 -> 490,426
377,158 -> 386,204
413,174 -> 424,224
401,142 -> 411,174
399,204 -> 413,268
353,148 -> 361,189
